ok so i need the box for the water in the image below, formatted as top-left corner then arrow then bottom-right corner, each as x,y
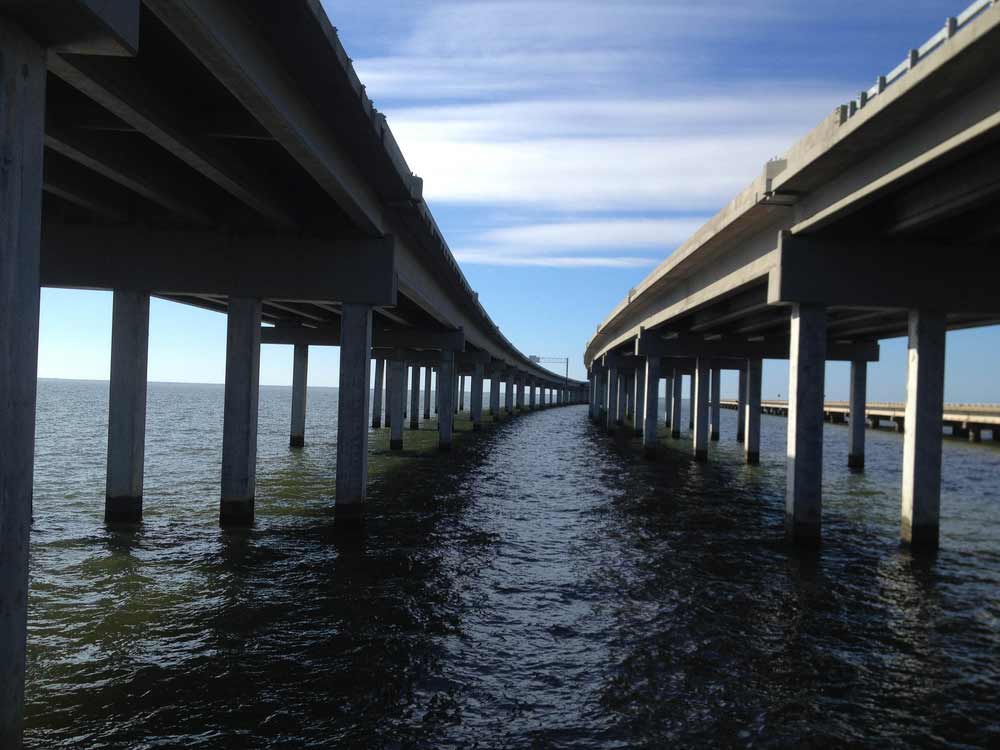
24,380 -> 1000,748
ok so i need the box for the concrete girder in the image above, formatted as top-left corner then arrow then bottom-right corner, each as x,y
0,0 -> 139,56
635,329 -> 879,363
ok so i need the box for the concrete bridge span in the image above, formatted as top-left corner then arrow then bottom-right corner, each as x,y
585,1 -> 1000,552
0,1 -> 587,741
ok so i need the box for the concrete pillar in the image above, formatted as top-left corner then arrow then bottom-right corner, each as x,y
848,361 -> 867,470
221,298 -> 262,526
634,367 -> 646,437
453,371 -> 460,414
901,310 -> 946,550
490,374 -> 501,416
409,365 -> 421,430
515,377 -> 523,411
389,358 -> 405,450
471,363 -> 484,431
709,366 -> 721,441
371,357 -> 385,428
105,290 -> 150,524
335,304 -> 373,519
459,374 -> 466,412
529,380 -> 537,410
968,425 -> 982,443
785,305 -> 827,545
616,373 -> 627,425
289,344 -> 308,448
588,373 -> 596,419
688,375 -> 695,429
736,365 -> 747,444
642,357 -> 661,457
385,358 -> 394,429
423,366 -> 432,419
606,368 -> 619,434
993,428 -> 1000,442
505,376 -> 514,414
745,358 -> 762,465
402,361 -> 407,419
670,371 -> 683,438
1,19 -> 45,745
434,367 -> 439,414
438,352 -> 456,449
693,359 -> 711,461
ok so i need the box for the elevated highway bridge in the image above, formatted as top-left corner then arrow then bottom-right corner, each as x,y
585,0 -> 1000,552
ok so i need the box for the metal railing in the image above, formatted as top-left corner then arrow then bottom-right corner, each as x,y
842,0 -> 996,122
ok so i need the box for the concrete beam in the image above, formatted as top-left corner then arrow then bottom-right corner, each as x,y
636,328 -> 879,363
1,0 -> 139,55
41,224 -> 397,304
0,21 -> 45,745
771,232 -> 1000,314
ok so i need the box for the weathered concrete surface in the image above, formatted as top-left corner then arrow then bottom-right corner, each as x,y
105,290 -> 150,523
409,365 -> 421,431
471,363 -> 484,431
221,298 -> 262,526
335,304 -> 373,518
745,358 -> 762,465
848,361 -> 867,469
371,357 -> 384,428
710,366 -> 721,441
736,365 -> 747,444
389,359 -> 405,450
438,352 -> 455,449
693,360 -> 710,461
671,371 -> 683,439
423,366 -> 432,419
642,357 -> 661,457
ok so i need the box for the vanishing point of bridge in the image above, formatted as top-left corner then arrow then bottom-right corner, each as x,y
585,1 -> 1000,553
0,1 -> 585,743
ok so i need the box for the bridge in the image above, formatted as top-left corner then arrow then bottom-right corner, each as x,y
584,0 -> 1000,552
0,1 -> 588,742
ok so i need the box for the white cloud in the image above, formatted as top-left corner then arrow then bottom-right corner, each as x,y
481,218 -> 706,249
453,252 -> 658,268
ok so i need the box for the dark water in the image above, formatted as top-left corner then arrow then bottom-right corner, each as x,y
25,380 -> 1000,748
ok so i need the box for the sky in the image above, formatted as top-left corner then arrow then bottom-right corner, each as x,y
38,0 -> 1000,402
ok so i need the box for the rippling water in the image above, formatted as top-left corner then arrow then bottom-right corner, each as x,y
25,380 -> 1000,748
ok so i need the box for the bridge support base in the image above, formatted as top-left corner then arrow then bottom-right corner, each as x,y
642,356 -> 661,458
438,352 -> 455,450
290,344 -> 308,448
221,298 -> 262,527
736,366 -> 747,444
423,366 -> 432,420
693,358 -> 711,462
389,358 -> 405,450
606,368 -> 619,434
471,363 -> 484,431
409,365 -> 421,431
371,358 -> 385,429
106,290 -> 150,524
785,305 -> 826,545
746,358 -> 762,465
335,304 -> 373,522
634,370 -> 646,437
901,310 -> 945,551
670,371 -> 683,439
848,360 -> 867,471
710,367 -> 721,441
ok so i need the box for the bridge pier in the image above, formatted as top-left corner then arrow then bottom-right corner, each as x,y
529,379 -> 537,411
220,298 -> 262,527
459,374 -> 466,412
745,358 -> 762,465
616,371 -> 627,426
967,424 -> 982,443
335,304 -> 373,521
438,352 -> 455,450
105,290 -> 150,524
710,366 -> 721,441
671,370 -> 683,438
606,367 -> 620,433
848,361 -> 867,470
471,363 -> 484,430
901,310 -> 946,550
505,374 -> 514,414
289,344 -> 308,448
388,358 -> 405,450
634,366 -> 646,437
1,17 -> 45,746
642,357 -> 661,457
490,373 -> 501,416
736,365 -> 747,444
689,375 -> 695,430
785,305 -> 827,545
409,365 -> 421,430
371,357 -> 385,428
516,376 -> 524,411
693,359 -> 711,461
423,366 -> 432,420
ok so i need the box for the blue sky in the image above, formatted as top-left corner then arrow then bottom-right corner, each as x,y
38,0 -> 1000,402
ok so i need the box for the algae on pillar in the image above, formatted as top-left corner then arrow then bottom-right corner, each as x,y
105,290 -> 150,523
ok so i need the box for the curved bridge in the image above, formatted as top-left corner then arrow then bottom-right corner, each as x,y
584,0 -> 1000,551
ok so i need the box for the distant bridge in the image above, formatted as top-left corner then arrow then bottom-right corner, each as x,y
585,0 -> 1000,552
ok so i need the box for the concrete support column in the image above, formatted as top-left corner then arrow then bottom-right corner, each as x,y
434,368 -> 439,415
848,361 -> 867,470
642,357 -> 661,457
453,371 -> 460,414
505,376 -> 514,414
490,375 -> 501,416
968,425 -> 982,443
335,304 -> 373,519
736,365 -> 748,443
221,298 -> 262,526
423,366 -> 432,420
901,310 -> 946,550
289,344 -> 308,448
0,20 -> 45,746
409,365 -> 421,430
459,374 -> 466,412
606,368 -> 620,434
634,367 -> 646,437
529,380 -> 537,410
745,359 -> 762,465
471,363 -> 484,431
438,352 -> 456,450
693,359 -> 711,461
785,305 -> 827,545
671,371 -> 683,438
616,373 -> 627,425
389,358 -> 405,450
371,357 -> 385,428
385,359 -> 395,428
710,367 -> 721,441
105,291 -> 150,524
689,376 -> 695,429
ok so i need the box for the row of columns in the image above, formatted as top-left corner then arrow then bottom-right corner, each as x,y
588,306 -> 947,550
